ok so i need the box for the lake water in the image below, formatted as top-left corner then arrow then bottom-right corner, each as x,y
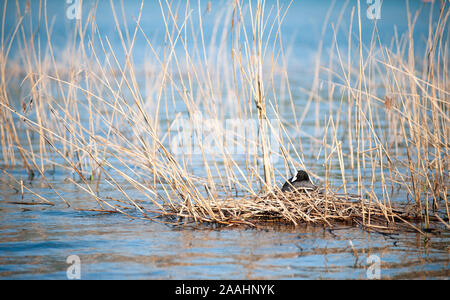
0,0 -> 449,279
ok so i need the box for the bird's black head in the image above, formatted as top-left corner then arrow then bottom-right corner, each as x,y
294,170 -> 310,182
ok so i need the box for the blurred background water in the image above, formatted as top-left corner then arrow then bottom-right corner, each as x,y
0,0 -> 449,279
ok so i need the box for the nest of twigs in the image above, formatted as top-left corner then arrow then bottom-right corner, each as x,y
173,189 -> 447,234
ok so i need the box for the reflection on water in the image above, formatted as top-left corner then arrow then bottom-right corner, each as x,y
0,180 -> 449,279
0,0 -> 449,279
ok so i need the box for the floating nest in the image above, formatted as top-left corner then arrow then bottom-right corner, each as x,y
171,189 -> 448,234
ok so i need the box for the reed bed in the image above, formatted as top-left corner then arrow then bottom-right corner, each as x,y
0,0 -> 448,234
165,188 -> 443,234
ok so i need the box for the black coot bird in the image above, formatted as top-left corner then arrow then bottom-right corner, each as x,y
281,170 -> 317,192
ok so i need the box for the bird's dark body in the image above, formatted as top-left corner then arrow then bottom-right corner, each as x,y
281,170 -> 316,192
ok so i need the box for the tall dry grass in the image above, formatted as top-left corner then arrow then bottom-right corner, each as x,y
0,0 -> 448,231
